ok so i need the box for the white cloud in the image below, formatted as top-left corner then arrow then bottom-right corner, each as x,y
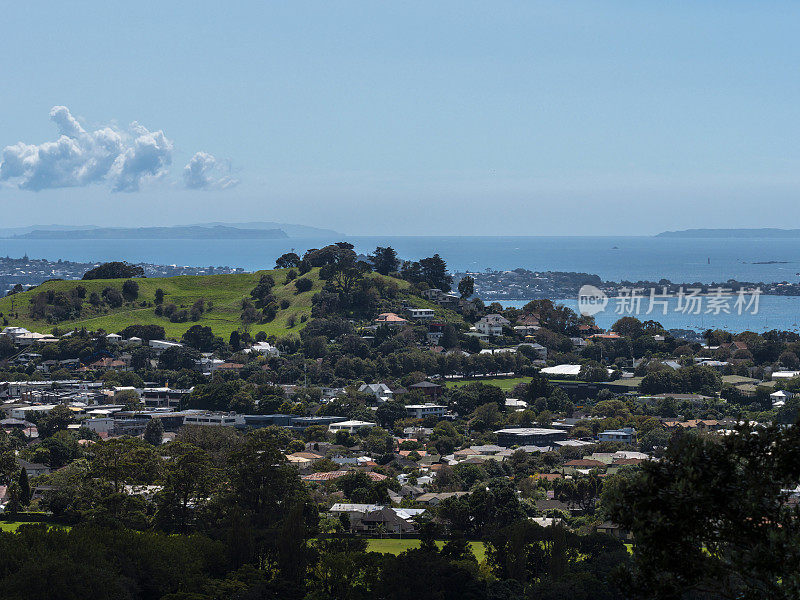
110,123 -> 173,192
0,107 -> 185,192
183,151 -> 239,190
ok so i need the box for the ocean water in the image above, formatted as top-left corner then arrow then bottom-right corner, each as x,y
3,235 -> 800,332
2,235 -> 799,282
499,296 -> 800,334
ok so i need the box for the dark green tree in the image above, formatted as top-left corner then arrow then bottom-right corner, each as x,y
368,246 -> 400,275
605,422 -> 800,599
121,279 -> 139,301
419,254 -> 453,291
276,252 -> 302,268
457,275 -> 475,298
18,466 -> 30,506
143,418 -> 164,446
82,261 -> 144,280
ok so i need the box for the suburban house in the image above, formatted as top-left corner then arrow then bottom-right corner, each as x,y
595,521 -> 633,541
598,427 -> 637,444
329,503 -> 426,534
771,390 -> 793,406
408,381 -> 442,401
16,457 -> 51,478
517,342 -> 547,359
328,419 -> 376,433
408,308 -> 435,320
245,341 -> 280,356
141,387 -> 192,409
421,288 -> 444,301
404,403 -> 446,419
374,312 -> 409,328
475,314 -> 510,336
415,491 -> 469,506
494,427 -> 568,447
358,383 -> 394,402
149,339 -> 184,353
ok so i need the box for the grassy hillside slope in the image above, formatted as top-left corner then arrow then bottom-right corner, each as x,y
0,268 -> 323,340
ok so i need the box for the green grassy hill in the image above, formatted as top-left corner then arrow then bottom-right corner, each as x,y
0,268 -> 471,341
0,268 -> 324,340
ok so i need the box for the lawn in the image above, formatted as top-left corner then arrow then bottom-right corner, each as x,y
0,521 -> 71,532
604,377 -> 643,390
366,538 -> 487,562
447,376 -> 530,392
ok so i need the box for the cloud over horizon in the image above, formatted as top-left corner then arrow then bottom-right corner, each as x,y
183,151 -> 239,190
0,107 -> 235,192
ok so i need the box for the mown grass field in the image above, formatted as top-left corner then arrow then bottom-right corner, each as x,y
0,268 -> 325,340
0,521 -> 71,532
447,376 -> 530,392
366,538 -> 487,562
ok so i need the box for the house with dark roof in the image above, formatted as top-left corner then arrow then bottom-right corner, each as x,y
408,381 -> 442,401
16,458 -> 50,477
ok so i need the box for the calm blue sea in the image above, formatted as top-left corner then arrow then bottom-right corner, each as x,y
3,235 -> 800,332
499,297 -> 800,334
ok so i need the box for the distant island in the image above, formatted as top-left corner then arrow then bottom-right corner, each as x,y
10,225 -> 289,240
657,228 -> 800,238
191,221 -> 341,238
0,221 -> 341,239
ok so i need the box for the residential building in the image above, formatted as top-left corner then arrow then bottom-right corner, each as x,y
475,314 -> 510,336
404,403 -> 446,419
374,313 -> 409,328
16,458 -> 51,478
408,381 -> 442,401
598,427 -> 637,444
182,412 -> 243,427
494,427 -> 568,447
408,308 -> 435,320
359,382 -> 394,401
141,387 -> 192,409
329,420 -> 376,433
149,339 -> 183,353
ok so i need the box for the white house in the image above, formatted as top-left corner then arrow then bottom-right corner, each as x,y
404,404 -> 446,419
475,314 -> 510,336
540,364 -> 582,377
245,341 -> 280,356
771,389 -> 793,407
149,339 -> 183,353
359,383 -> 394,401
329,420 -> 376,433
772,370 -> 800,380
598,427 -> 637,444
505,398 -> 528,410
408,308 -> 435,320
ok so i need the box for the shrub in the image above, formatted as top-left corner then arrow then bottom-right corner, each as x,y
295,278 -> 313,293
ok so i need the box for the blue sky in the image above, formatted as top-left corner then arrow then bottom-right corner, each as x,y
1,1 -> 799,235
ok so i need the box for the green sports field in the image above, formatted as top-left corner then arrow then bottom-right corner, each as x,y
366,538 -> 487,562
446,376 -> 530,391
